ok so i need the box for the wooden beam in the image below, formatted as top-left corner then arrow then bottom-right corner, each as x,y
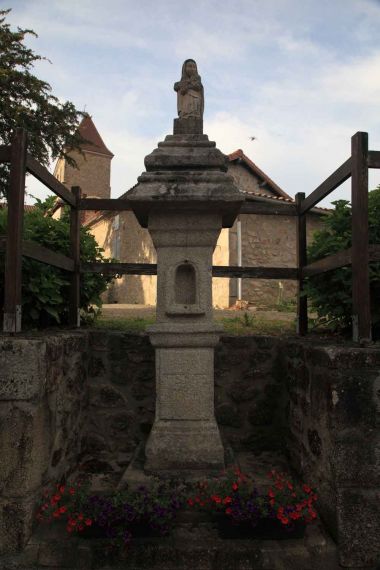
82,262 -> 157,275
69,186 -> 81,327
351,132 -> 371,342
368,150 -> 380,169
296,193 -> 308,335
240,201 -> 297,216
22,240 -> 74,271
3,129 -> 27,333
301,157 -> 351,214
26,154 -> 76,206
302,248 -> 352,277
78,198 -> 132,211
0,145 -> 11,163
81,262 -> 297,279
212,266 -> 298,279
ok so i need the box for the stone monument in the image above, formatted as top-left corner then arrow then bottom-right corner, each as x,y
127,60 -> 244,476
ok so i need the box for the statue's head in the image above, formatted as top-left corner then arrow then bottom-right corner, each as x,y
182,59 -> 198,79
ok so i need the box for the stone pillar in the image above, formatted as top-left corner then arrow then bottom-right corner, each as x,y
145,211 -> 224,472
127,62 -> 244,476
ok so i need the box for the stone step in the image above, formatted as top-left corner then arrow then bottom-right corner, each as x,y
0,521 -> 339,570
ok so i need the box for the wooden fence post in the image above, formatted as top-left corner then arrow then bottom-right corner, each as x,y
69,186 -> 81,327
296,192 -> 307,335
3,129 -> 27,333
351,132 -> 371,342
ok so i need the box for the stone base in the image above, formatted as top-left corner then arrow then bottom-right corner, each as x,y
173,117 -> 203,134
118,442 -> 234,490
144,419 -> 225,473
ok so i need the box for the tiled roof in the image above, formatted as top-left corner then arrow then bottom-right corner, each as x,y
76,115 -> 114,158
228,149 -> 292,200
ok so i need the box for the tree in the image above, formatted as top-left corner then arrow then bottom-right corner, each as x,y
305,187 -> 380,338
0,199 -> 117,327
0,8 -> 86,197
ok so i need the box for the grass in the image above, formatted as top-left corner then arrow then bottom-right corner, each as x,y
93,313 -> 296,336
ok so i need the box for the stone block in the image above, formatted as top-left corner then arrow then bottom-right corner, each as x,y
333,430 -> 380,486
227,379 -> 259,403
62,333 -> 87,355
215,402 -> 241,427
0,496 -> 35,554
88,330 -> 108,351
337,488 -> 380,568
331,371 -> 378,429
0,404 -> 50,496
88,354 -> 106,378
0,339 -> 46,400
89,385 -> 126,408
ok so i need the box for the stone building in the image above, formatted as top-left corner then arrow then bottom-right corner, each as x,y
54,116 -> 326,308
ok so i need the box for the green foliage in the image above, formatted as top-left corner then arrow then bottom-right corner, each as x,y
305,187 -> 380,337
0,9 -> 86,197
276,299 -> 296,313
0,201 -> 117,327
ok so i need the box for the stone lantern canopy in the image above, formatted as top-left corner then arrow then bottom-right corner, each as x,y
127,60 -> 244,475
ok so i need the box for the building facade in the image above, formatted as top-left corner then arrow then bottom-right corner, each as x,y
54,117 -> 325,308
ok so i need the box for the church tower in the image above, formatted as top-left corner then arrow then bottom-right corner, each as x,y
53,115 -> 114,200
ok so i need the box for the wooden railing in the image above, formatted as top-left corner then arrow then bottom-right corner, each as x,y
296,132 -> 380,342
0,129 -> 82,331
1,128 -> 379,341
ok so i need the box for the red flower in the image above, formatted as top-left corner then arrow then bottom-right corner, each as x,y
59,485 -> 65,494
59,506 -> 67,514
225,507 -> 232,515
69,487 -> 75,495
85,518 -> 92,526
268,489 -> 275,498
187,498 -> 194,507
53,510 -> 60,518
232,483 -> 239,491
214,496 -> 222,504
223,496 -> 232,505
303,485 -> 311,494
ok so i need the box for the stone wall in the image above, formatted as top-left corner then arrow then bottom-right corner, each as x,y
0,332 -> 88,554
284,339 -> 380,568
90,212 -> 230,309
54,149 -> 112,200
235,212 -> 322,306
2,329 -> 378,568
85,331 -> 286,469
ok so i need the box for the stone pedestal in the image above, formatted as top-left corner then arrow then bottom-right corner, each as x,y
128,131 -> 244,475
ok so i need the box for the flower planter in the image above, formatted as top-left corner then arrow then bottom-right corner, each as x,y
216,516 -> 306,540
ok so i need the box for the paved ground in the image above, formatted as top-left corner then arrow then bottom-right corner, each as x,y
100,304 -> 295,322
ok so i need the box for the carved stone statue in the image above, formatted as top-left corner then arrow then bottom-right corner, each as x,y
174,59 -> 204,120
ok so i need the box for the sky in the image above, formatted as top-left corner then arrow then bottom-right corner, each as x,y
7,0 -> 380,206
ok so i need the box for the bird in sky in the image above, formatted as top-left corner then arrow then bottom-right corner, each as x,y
249,136 -> 257,141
